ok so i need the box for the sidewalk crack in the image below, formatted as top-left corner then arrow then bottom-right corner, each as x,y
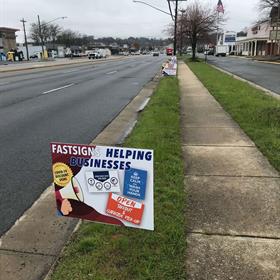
185,174 -> 280,179
0,248 -> 56,257
187,231 -> 280,241
182,144 -> 255,148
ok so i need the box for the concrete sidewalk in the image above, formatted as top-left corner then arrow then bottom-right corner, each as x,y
179,62 -> 280,280
0,56 -> 123,73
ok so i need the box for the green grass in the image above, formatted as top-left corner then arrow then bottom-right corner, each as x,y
51,77 -> 186,280
185,58 -> 280,172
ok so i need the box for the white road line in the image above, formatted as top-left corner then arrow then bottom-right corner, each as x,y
64,69 -> 79,74
41,83 -> 75,95
0,82 -> 9,86
106,70 -> 117,75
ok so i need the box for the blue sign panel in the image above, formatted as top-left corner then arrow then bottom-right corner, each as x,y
225,35 -> 236,43
123,168 -> 147,200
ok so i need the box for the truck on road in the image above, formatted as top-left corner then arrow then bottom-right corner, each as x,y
215,45 -> 228,57
166,48 -> 173,56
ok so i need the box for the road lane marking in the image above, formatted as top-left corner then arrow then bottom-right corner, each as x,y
0,82 -> 10,86
64,69 -> 79,73
106,70 -> 117,75
41,83 -> 75,95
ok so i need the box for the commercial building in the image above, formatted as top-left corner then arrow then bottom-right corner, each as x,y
235,21 -> 275,56
0,27 -> 19,53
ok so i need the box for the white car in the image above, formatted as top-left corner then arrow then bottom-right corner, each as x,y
88,52 -> 101,59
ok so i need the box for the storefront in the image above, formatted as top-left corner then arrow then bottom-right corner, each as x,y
236,21 -> 278,56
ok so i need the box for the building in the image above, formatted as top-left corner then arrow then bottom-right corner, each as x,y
235,21 -> 275,56
270,6 -> 280,56
0,27 -> 19,53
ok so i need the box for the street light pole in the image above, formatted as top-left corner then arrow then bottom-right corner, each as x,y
132,0 -> 171,16
37,15 -> 45,59
20,18 -> 29,60
133,0 -> 187,56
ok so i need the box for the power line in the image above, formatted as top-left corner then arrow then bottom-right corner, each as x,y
167,0 -> 175,21
132,1 -> 171,16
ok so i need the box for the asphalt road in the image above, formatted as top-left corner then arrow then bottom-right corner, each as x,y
204,55 -> 280,94
0,55 -> 165,236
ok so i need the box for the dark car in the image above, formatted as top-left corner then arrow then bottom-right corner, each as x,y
205,49 -> 214,55
29,54 -> 39,59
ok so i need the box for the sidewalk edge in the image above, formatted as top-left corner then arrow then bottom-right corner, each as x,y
0,56 -> 125,73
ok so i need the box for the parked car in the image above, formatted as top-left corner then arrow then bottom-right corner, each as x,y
88,52 -> 101,59
29,52 -> 40,59
186,47 -> 192,55
205,48 -> 214,55
88,53 -> 96,59
153,51 -> 159,56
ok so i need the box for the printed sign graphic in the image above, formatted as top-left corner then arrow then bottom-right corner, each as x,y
86,170 -> 120,193
51,142 -> 154,230
106,193 -> 144,225
123,168 -> 147,200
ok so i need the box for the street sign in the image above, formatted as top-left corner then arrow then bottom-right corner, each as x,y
51,142 -> 154,230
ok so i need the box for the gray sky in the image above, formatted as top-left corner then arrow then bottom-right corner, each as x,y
0,0 -> 260,43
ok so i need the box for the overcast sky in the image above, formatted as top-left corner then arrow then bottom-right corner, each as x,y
0,0 -> 260,42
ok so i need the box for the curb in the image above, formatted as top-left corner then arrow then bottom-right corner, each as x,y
0,70 -> 161,280
254,60 -> 280,65
210,64 -> 280,101
221,55 -> 280,65
0,56 -> 126,73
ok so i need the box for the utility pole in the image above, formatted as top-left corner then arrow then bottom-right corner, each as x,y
37,15 -> 45,59
179,9 -> 185,56
276,3 -> 280,55
20,18 -> 29,60
173,0 -> 178,55
169,0 -> 187,55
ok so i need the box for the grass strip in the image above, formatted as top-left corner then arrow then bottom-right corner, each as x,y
185,58 -> 280,172
51,77 -> 186,280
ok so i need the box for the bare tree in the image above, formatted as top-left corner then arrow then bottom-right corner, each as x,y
48,24 -> 62,47
258,0 -> 279,21
30,21 -> 50,44
179,2 -> 218,60
56,30 -> 81,47
259,0 -> 279,10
